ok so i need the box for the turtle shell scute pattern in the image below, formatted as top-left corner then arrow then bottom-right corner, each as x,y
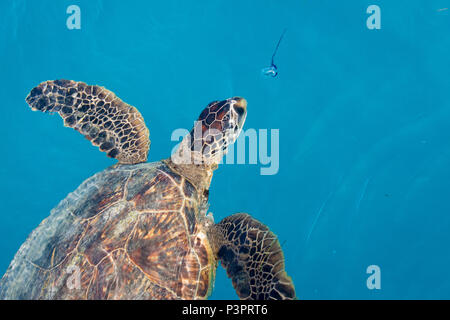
0,162 -> 215,300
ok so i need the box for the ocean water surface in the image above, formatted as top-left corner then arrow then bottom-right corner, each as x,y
0,0 -> 450,299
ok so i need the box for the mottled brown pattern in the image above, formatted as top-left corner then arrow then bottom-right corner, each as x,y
83,248 -> 179,300
77,202 -> 135,265
178,250 -> 201,298
183,201 -> 197,234
127,211 -> 188,293
190,233 -> 216,298
197,268 -> 213,298
130,170 -> 184,211
0,163 -> 215,300
29,253 -> 95,299
50,253 -> 95,299
182,178 -> 196,198
31,220 -> 89,270
0,91 -> 297,301
191,234 -> 210,267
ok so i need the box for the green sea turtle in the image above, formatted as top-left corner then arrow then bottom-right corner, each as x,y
0,80 -> 296,300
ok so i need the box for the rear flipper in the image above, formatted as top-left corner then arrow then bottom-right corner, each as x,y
213,213 -> 296,300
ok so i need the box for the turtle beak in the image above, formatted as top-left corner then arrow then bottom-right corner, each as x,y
232,97 -> 247,127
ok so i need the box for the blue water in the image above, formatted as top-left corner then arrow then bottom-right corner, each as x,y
1,0 -> 450,299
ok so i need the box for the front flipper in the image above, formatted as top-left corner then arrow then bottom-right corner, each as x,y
26,80 -> 150,164
213,213 -> 296,300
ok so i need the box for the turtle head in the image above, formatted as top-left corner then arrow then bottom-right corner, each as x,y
171,97 -> 247,166
192,97 -> 247,165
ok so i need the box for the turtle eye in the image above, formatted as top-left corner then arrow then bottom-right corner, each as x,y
233,105 -> 245,117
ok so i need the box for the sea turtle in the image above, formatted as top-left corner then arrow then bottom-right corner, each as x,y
0,80 -> 296,300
